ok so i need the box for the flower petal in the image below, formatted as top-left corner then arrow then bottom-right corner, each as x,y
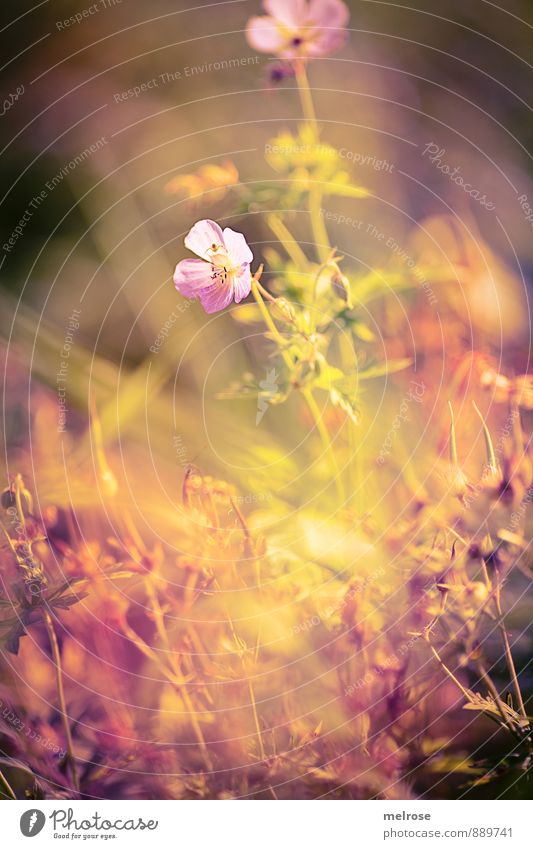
306,28 -> 347,57
246,16 -> 288,53
198,282 -> 235,313
222,227 -> 253,265
307,0 -> 349,28
232,266 -> 252,303
264,0 -> 306,27
184,219 -> 225,259
173,258 -> 212,298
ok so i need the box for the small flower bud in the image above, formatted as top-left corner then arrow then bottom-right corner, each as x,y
271,297 -> 295,323
1,481 -> 32,514
1,488 -> 16,509
331,270 -> 353,308
449,466 -> 469,499
264,61 -> 295,85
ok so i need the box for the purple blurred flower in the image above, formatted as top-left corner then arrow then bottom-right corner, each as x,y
246,0 -> 349,60
174,220 -> 253,314
264,61 -> 296,85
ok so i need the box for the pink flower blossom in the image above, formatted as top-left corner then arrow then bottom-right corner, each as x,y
173,220 -> 253,314
246,0 -> 349,59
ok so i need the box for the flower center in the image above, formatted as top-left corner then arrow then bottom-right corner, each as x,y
210,264 -> 229,284
205,243 -> 241,284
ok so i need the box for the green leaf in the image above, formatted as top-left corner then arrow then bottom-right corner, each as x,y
323,181 -> 370,200
329,387 -> 360,424
351,321 -> 376,343
357,358 -> 412,380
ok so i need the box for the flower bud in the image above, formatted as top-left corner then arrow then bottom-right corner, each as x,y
449,466 -> 469,499
331,270 -> 353,308
271,297 -> 295,323
1,481 -> 32,514
1,488 -> 16,509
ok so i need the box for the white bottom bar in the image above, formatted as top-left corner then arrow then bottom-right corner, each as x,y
2,799 -> 530,848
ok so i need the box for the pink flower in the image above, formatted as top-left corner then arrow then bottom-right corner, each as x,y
173,220 -> 253,314
246,0 -> 349,59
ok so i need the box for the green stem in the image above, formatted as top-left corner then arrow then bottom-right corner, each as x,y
252,280 -> 344,503
251,280 -> 293,371
494,580 -> 528,720
267,213 -> 310,270
294,61 -> 318,138
302,388 -> 344,502
43,610 -> 80,794
311,248 -> 337,316
294,62 -> 330,264
309,187 -> 330,264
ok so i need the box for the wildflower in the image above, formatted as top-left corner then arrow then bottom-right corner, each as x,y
270,296 -> 296,323
246,0 -> 349,60
174,220 -> 253,313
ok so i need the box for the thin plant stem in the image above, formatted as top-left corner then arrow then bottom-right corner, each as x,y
426,636 -> 474,702
212,580 -> 267,763
267,213 -> 310,270
293,63 -> 330,264
14,478 -> 28,532
251,279 -> 293,372
477,661 -> 518,735
121,493 -> 218,767
252,278 -> 344,503
144,575 -> 169,651
248,679 -> 266,761
120,618 -> 214,770
0,768 -> 16,800
294,61 -> 318,137
311,247 -> 338,312
229,496 -> 261,586
448,402 -> 458,466
309,187 -> 330,264
302,388 -> 345,502
473,401 -> 497,472
493,579 -> 527,719
43,610 -> 80,794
